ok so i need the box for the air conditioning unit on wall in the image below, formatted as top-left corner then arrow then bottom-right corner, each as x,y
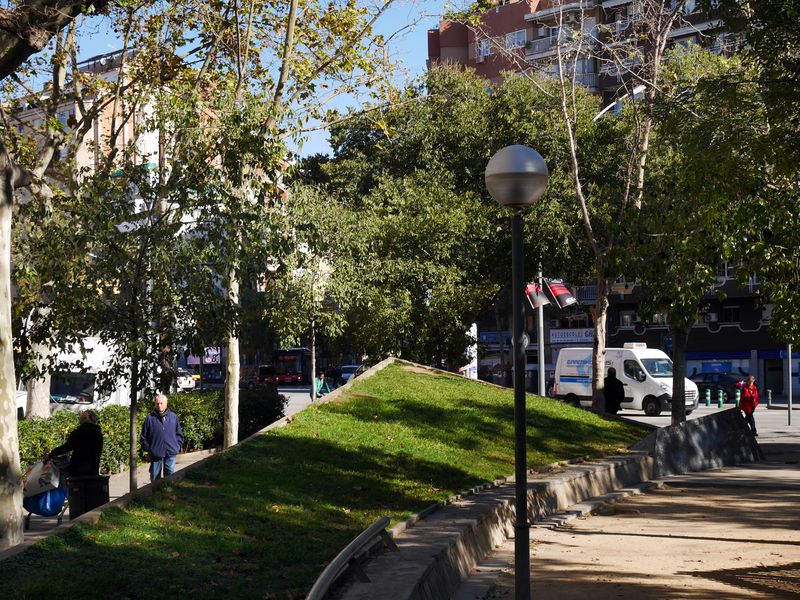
705,312 -> 719,323
476,54 -> 485,64
550,319 -> 561,328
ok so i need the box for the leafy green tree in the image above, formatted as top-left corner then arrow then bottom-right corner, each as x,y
710,0 -> 800,344
300,67 -> 606,366
0,0 -> 123,552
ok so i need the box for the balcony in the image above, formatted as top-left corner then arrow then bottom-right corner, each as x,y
575,285 -> 596,304
526,36 -> 557,55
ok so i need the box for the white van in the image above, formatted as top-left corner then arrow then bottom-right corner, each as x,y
554,343 -> 698,416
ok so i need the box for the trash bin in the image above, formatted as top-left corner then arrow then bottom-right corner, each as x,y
67,475 -> 110,520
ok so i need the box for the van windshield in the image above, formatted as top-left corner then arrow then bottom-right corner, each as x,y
641,358 -> 673,378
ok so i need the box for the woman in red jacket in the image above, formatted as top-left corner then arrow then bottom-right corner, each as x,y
740,375 -> 759,437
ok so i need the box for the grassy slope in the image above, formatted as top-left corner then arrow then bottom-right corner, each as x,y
0,364 -> 647,599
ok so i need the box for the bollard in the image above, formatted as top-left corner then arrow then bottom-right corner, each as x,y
705,388 -> 711,407
717,388 -> 724,408
767,389 -> 772,408
735,388 -> 741,408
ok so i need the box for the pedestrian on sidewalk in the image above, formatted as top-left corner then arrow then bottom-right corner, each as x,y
604,367 -> 625,415
312,372 -> 331,400
140,393 -> 184,482
740,375 -> 759,437
47,409 -> 103,477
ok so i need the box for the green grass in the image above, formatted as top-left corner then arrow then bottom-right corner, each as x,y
0,363 -> 647,599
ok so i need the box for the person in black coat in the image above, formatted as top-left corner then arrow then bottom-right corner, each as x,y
48,410 -> 104,477
604,368 -> 625,415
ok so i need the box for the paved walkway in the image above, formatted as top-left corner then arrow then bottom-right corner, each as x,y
484,406 -> 800,599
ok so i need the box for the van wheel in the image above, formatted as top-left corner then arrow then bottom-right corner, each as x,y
643,398 -> 661,416
565,394 -> 580,407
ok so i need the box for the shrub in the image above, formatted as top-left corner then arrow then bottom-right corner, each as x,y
17,387 -> 286,472
17,411 -> 79,466
97,405 -> 142,473
167,390 -> 224,450
239,386 -> 288,438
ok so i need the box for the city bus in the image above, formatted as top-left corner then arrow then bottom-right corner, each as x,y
273,348 -> 312,384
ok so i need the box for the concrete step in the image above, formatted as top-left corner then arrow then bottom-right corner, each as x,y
338,453 -> 653,600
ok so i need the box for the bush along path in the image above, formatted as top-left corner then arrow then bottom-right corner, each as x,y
16,387 -> 287,474
0,363 -> 647,599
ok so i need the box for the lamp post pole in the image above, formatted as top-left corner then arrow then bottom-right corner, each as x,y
511,208 -> 529,598
537,266 -> 546,396
485,145 -> 549,600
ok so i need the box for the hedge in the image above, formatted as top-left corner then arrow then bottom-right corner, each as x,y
18,386 -> 287,474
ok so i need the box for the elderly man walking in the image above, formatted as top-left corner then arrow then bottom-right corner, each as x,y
140,393 -> 184,482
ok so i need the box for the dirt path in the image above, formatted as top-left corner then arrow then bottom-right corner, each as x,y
490,482 -> 800,599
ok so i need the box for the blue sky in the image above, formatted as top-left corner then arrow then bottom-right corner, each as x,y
75,1 -> 451,156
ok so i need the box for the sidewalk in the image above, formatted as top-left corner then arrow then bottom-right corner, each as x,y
484,408 -> 800,599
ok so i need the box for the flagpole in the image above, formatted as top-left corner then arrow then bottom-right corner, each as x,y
538,266 -> 545,395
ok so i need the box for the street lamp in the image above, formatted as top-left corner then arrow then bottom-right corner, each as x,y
485,145 -> 549,600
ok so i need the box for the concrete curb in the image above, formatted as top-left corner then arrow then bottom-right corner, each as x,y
339,453 -> 653,600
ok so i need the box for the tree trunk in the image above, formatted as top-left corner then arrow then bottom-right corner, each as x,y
129,359 -> 139,493
159,343 -> 173,394
591,277 -> 610,412
25,339 -> 51,417
25,372 -> 51,418
0,150 -> 30,550
310,316 -> 316,402
670,321 -> 691,426
223,275 -> 240,449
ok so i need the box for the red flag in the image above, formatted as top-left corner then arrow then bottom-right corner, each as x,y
545,279 -> 578,309
526,282 -> 550,309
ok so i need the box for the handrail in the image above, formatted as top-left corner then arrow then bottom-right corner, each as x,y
306,516 -> 399,600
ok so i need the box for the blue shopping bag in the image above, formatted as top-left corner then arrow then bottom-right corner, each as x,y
23,482 -> 68,517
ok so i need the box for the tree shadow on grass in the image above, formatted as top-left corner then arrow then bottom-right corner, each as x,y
0,435 -> 483,600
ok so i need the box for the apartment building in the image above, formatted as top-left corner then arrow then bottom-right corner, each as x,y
12,50 -> 159,176
428,0 -> 740,101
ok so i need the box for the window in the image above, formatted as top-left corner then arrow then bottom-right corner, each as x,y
476,38 -> 491,58
537,26 -> 546,37
641,358 -> 673,377
716,262 -> 734,280
619,310 -> 637,328
652,312 -> 668,325
505,30 -> 526,49
623,359 -> 643,380
721,305 -> 740,323
762,304 -> 772,321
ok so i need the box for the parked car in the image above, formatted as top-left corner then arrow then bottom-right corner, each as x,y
689,372 -> 746,403
339,365 -> 362,386
176,368 -> 196,392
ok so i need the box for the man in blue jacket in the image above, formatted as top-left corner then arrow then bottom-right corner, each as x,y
140,393 -> 184,482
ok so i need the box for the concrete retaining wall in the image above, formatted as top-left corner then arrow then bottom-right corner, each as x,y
631,407 -> 763,478
339,453 -> 653,600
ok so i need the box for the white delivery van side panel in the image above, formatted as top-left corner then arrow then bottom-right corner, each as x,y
554,348 -> 595,405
